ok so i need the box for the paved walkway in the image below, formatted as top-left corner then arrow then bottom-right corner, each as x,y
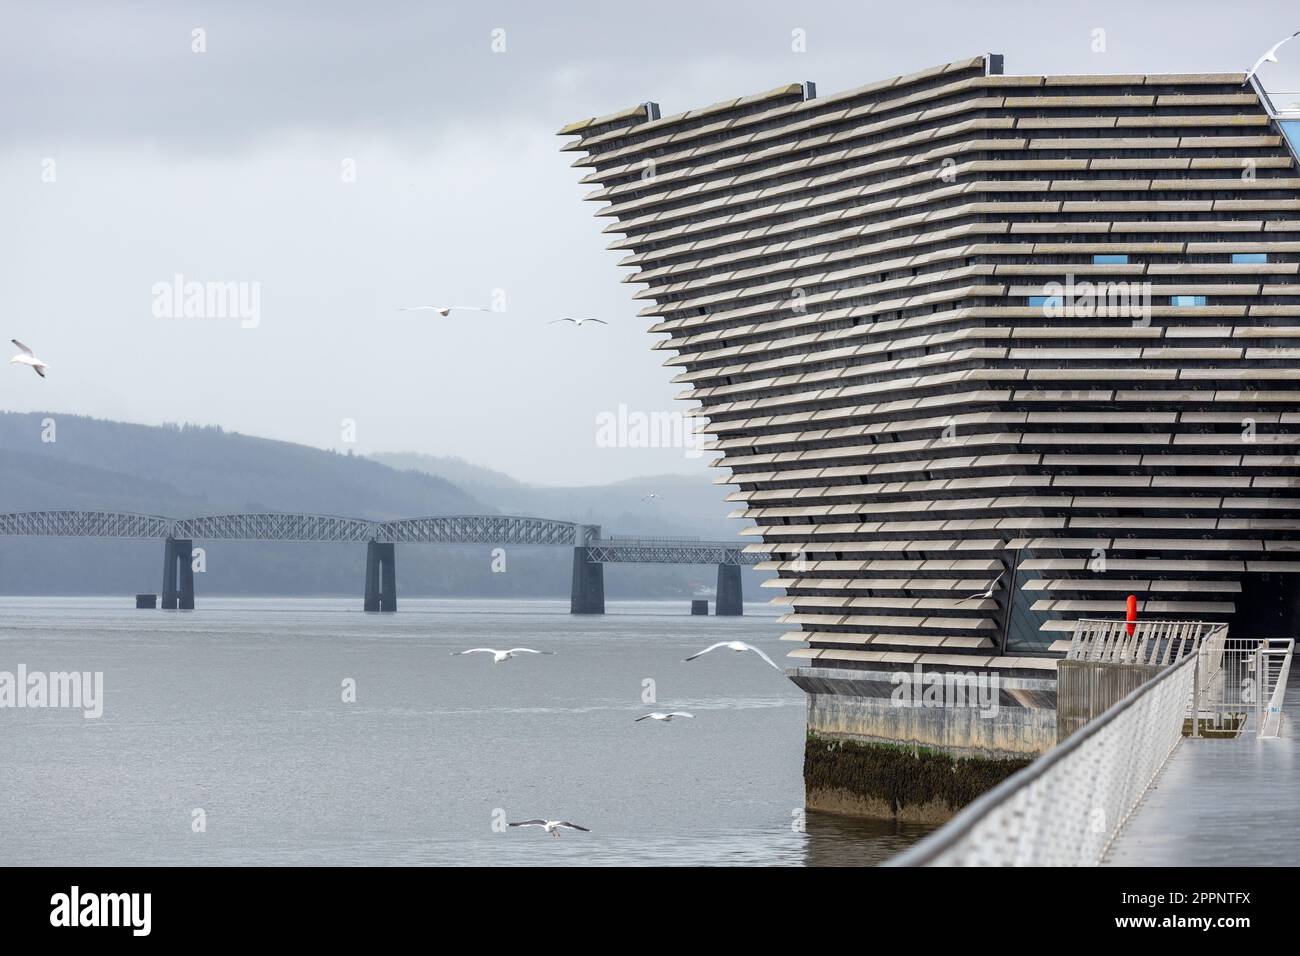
1104,672 -> 1300,866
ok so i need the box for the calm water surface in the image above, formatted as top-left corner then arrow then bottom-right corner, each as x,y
0,597 -> 933,866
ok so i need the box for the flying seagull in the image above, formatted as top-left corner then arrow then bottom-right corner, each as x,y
397,305 -> 489,317
1245,30 -> 1300,85
508,819 -> 590,837
635,712 -> 694,722
959,572 -> 1004,602
684,641 -> 782,671
451,647 -> 553,664
549,317 -> 608,326
641,493 -> 662,501
9,340 -> 48,378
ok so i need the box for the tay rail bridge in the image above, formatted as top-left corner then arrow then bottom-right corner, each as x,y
0,510 -> 760,614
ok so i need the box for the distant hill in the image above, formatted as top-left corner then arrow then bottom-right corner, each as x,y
370,452 -> 526,493
0,414 -> 766,601
368,455 -> 742,540
0,412 -> 480,518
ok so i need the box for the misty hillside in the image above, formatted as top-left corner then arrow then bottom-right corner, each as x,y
0,413 -> 764,601
371,453 -> 743,540
0,412 -> 481,517
370,452 -> 526,493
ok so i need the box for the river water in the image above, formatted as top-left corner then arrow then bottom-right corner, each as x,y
0,597 -> 933,866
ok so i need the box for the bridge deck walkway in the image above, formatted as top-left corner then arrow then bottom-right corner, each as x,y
1103,670 -> 1300,866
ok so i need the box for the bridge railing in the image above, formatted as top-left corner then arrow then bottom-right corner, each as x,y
1193,637 -> 1295,739
886,648 -> 1199,867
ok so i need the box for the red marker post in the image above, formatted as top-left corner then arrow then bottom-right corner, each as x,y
1126,594 -> 1137,637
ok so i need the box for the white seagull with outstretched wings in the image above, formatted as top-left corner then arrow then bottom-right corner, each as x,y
397,305 -> 489,317
1245,30 -> 1300,85
635,712 -> 694,722
549,317 -> 608,326
450,647 -> 552,664
9,340 -> 48,378
684,641 -> 781,671
508,819 -> 590,837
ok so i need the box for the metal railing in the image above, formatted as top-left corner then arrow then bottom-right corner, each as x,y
890,624 -> 1293,865
1066,618 -> 1226,667
887,648 -> 1199,867
1193,637 -> 1294,738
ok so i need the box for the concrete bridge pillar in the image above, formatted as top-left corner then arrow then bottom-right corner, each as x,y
716,563 -> 743,616
570,547 -> 605,614
364,541 -> 396,612
161,537 -> 195,610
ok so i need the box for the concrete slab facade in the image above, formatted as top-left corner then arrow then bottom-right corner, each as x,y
562,54 -> 1300,762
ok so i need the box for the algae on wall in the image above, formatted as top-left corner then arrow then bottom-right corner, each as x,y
804,732 -> 1031,821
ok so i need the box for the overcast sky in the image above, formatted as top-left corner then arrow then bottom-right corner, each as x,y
3,0 -> 1298,485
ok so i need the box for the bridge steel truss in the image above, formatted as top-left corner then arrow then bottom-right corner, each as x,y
0,510 -> 172,539
0,511 -> 594,546
586,541 -> 760,566
0,511 -> 747,615
381,515 -> 596,547
175,513 -> 377,542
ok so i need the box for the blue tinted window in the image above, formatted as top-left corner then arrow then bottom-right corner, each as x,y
1232,253 -> 1267,264
1171,295 -> 1208,306
1282,120 -> 1300,155
1028,295 -> 1063,308
1092,254 -> 1128,264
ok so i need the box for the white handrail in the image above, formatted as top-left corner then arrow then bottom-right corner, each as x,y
887,650 -> 1197,867
1258,639 -> 1294,739
1066,618 -> 1226,667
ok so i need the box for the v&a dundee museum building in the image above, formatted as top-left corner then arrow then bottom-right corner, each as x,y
561,54 -> 1300,818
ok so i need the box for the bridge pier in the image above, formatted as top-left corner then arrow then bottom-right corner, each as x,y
161,537 -> 195,610
569,547 -> 605,614
364,541 -> 396,612
716,563 -> 742,615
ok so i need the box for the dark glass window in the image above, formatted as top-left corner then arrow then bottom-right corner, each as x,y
1003,551 -> 1061,655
